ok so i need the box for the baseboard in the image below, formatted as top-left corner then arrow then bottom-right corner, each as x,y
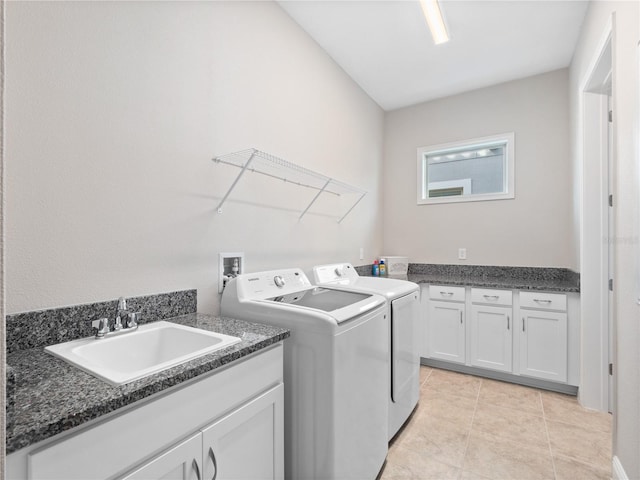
613,456 -> 629,480
421,358 -> 579,395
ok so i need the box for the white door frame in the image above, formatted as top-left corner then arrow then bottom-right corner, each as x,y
578,14 -> 614,412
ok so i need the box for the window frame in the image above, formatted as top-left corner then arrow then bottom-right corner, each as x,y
416,132 -> 515,205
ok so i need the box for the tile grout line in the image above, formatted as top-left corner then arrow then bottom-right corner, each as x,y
541,394 -> 613,473
542,415 -> 612,435
457,376 -> 482,479
422,367 -> 434,387
540,392 -> 559,480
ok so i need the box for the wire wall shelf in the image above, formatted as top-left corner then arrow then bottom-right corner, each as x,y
212,148 -> 367,223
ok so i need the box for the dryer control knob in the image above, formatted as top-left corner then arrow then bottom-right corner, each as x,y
335,267 -> 344,277
274,275 -> 286,288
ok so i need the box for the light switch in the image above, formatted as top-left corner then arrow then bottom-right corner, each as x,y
458,248 -> 467,260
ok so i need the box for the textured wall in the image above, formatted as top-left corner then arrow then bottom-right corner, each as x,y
4,1 -> 384,315
383,69 -> 572,268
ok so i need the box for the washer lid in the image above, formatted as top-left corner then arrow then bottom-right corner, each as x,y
268,287 -> 372,312
313,263 -> 418,299
343,276 -> 419,299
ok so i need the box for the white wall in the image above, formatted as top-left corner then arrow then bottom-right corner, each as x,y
383,69 -> 572,267
4,1 -> 384,315
1,0 -> 6,472
569,1 -> 640,478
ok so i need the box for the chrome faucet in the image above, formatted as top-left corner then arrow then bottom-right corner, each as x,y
90,297 -> 140,339
114,297 -> 128,331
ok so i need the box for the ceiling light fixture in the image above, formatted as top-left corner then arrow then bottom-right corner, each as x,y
419,0 -> 449,45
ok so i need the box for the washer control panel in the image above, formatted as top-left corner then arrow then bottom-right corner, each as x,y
237,268 -> 312,299
313,263 -> 359,284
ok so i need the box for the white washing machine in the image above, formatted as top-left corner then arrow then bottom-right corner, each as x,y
221,268 -> 388,480
312,263 -> 421,440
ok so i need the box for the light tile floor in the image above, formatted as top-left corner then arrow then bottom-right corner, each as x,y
380,367 -> 612,480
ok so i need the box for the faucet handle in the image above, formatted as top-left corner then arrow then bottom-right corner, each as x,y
91,318 -> 110,338
127,312 -> 140,329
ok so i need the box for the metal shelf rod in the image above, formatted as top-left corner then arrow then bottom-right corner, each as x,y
216,151 -> 256,213
299,178 -> 331,221
337,192 -> 367,224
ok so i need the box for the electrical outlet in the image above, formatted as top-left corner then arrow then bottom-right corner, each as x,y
458,248 -> 467,260
219,252 -> 245,293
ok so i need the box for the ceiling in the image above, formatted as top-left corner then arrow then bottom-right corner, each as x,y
277,0 -> 589,111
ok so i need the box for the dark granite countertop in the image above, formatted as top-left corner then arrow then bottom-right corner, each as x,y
357,264 -> 580,293
6,313 -> 289,454
405,273 -> 580,292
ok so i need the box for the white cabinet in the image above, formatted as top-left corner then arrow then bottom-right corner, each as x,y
427,292 -> 466,364
520,291 -> 567,311
469,288 -> 513,373
123,434 -> 202,480
429,285 -> 466,302
422,285 -> 577,389
201,385 -> 283,480
469,305 -> 512,373
8,344 -> 284,480
519,296 -> 568,383
124,385 -> 284,480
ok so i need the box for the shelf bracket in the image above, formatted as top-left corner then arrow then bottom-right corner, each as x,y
216,151 -> 256,213
299,178 -> 332,221
337,192 -> 367,224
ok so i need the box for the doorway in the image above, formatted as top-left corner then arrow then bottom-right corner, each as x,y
580,24 -> 614,413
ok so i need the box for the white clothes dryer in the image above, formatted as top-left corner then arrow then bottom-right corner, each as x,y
313,263 -> 421,440
221,268 -> 388,480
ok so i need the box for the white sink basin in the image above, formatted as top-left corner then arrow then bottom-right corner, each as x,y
45,321 -> 241,386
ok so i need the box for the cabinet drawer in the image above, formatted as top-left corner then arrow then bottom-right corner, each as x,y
520,291 -> 567,311
429,285 -> 465,302
471,288 -> 512,306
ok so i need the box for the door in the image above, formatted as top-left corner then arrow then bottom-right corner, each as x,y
469,305 -> 513,373
428,300 -> 465,364
607,93 -> 614,413
201,384 -> 284,480
391,292 -> 420,402
122,433 -> 202,480
582,32 -> 613,412
520,310 -> 568,383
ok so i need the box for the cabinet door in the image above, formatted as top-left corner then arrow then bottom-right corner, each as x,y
470,305 -> 513,373
520,310 -> 568,382
428,301 -> 465,364
121,433 -> 202,480
202,384 -> 284,480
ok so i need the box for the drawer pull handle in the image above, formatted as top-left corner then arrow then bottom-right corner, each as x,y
460,311 -> 463,324
534,299 -> 552,304
507,315 -> 510,330
209,447 -> 218,480
484,295 -> 499,301
193,459 -> 202,480
522,317 -> 525,332
440,291 -> 454,297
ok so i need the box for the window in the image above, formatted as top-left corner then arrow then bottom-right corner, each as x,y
417,133 -> 515,204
